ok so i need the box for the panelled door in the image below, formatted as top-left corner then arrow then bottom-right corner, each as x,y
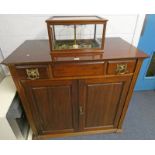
21,79 -> 78,135
78,76 -> 131,131
21,76 -> 131,135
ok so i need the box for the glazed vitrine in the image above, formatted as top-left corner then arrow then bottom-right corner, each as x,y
46,16 -> 108,57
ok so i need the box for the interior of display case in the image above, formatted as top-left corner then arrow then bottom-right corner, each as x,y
46,16 -> 108,57
51,24 -> 103,50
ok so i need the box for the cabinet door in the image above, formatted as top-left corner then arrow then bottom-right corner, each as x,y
79,76 -> 131,131
21,80 -> 78,135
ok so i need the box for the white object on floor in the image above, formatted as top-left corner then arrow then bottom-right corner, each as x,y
0,76 -> 17,140
27,129 -> 32,140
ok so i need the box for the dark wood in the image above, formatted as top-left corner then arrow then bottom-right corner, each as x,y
79,76 -> 131,131
94,24 -> 97,40
107,60 -> 136,75
50,49 -> 104,57
1,38 -> 148,139
8,64 -> 38,135
117,59 -> 144,129
52,62 -> 105,77
34,128 -> 117,139
2,38 -> 148,65
21,79 -> 78,134
101,21 -> 107,49
47,23 -> 53,52
15,64 -> 49,80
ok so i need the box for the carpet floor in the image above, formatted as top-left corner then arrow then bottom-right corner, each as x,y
53,91 -> 155,140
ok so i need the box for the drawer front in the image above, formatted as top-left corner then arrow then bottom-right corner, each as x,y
15,65 -> 49,80
107,60 -> 136,75
53,62 -> 105,77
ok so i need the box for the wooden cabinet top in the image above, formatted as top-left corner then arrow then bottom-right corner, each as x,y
2,37 -> 148,65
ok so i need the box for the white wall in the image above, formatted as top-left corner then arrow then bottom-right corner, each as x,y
0,14 -> 145,58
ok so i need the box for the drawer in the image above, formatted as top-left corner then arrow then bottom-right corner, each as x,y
107,60 -> 136,75
53,62 -> 105,77
15,65 -> 49,80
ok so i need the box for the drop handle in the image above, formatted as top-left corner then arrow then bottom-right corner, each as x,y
79,106 -> 84,115
26,68 -> 40,80
115,64 -> 129,75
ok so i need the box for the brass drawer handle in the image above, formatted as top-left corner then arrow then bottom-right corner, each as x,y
116,64 -> 128,75
26,68 -> 40,80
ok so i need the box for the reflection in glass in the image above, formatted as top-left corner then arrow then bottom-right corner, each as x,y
50,24 -> 103,50
146,52 -> 155,77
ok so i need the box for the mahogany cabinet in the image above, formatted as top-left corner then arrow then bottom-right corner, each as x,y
2,38 -> 148,139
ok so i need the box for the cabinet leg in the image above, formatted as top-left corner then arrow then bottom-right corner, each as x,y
32,133 -> 39,140
116,129 -> 123,133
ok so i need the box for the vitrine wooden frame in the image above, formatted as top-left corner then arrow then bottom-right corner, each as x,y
46,16 -> 108,58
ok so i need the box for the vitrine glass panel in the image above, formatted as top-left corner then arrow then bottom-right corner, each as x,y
50,24 -> 103,50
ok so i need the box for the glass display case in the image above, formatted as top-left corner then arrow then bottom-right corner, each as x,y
46,16 -> 108,57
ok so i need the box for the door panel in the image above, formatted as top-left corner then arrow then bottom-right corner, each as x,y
86,83 -> 122,127
21,80 -> 78,134
79,76 -> 131,131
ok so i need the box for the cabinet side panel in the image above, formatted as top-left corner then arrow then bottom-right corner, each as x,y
8,65 -> 38,135
118,59 -> 143,129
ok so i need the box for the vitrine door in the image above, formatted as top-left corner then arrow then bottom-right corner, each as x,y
21,79 -> 78,135
79,76 -> 131,131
